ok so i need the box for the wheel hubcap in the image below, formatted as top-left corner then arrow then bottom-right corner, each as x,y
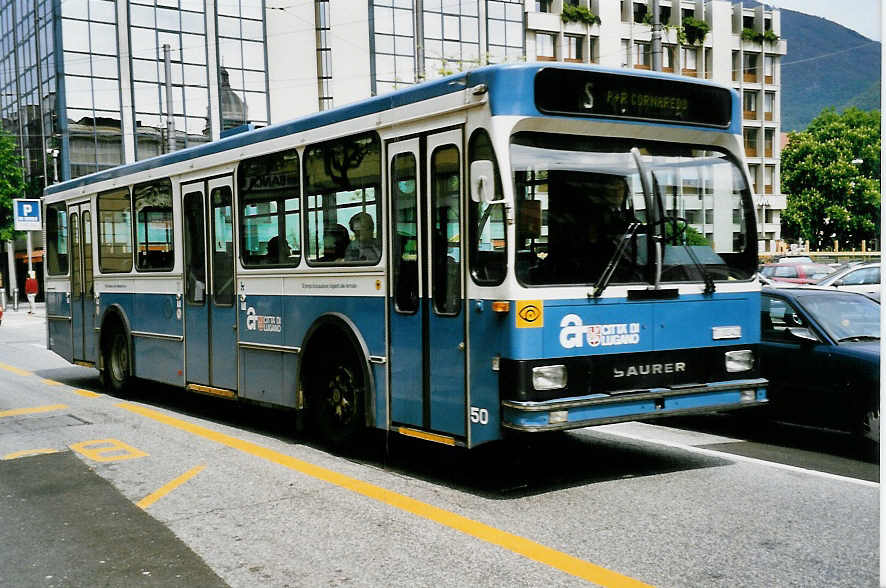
327,366 -> 357,423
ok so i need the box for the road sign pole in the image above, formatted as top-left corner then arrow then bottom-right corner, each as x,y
26,231 -> 33,275
6,239 -> 17,310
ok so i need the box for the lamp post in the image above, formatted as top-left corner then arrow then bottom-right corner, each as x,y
47,148 -> 59,184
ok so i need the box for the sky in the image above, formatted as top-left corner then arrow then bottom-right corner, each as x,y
763,0 -> 882,41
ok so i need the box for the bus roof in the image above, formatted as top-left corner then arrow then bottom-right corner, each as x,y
45,62 -> 739,197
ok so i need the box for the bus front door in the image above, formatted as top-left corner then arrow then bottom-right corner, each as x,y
388,130 -> 466,438
69,201 -> 96,364
183,177 -> 238,393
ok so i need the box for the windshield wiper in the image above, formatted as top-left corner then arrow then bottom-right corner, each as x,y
652,170 -> 715,295
837,335 -> 880,342
593,221 -> 642,298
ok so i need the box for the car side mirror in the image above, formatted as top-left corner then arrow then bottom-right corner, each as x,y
470,160 -> 498,203
787,327 -> 818,343
831,280 -> 843,287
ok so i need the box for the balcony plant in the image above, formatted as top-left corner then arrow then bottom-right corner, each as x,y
741,28 -> 778,44
561,4 -> 601,26
680,16 -> 709,45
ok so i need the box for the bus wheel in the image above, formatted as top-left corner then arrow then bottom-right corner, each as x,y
102,330 -> 131,394
312,354 -> 365,446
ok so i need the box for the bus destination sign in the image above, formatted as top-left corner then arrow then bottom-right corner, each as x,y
534,68 -> 732,128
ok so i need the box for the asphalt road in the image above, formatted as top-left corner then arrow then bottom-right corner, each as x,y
0,305 -> 879,587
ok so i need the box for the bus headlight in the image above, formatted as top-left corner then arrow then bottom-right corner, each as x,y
532,365 -> 568,390
725,350 -> 754,373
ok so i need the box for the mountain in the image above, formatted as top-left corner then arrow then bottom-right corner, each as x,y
731,2 -> 881,131
778,9 -> 881,131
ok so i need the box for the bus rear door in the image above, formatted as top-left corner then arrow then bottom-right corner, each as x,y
388,129 -> 466,438
69,201 -> 96,364
182,176 -> 238,393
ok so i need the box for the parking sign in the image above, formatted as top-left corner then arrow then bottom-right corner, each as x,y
13,199 -> 42,231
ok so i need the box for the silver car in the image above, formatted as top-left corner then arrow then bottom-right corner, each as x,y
815,262 -> 881,296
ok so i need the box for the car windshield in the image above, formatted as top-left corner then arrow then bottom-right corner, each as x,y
796,292 -> 880,342
511,133 -> 756,286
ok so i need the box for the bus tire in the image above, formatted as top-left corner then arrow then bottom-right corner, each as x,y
102,329 -> 131,395
310,346 -> 365,447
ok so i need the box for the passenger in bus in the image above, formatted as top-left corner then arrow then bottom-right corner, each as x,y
266,235 -> 292,263
344,212 -> 380,261
318,224 -> 350,262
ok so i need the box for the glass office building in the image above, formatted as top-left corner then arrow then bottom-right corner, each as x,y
369,0 -> 524,95
0,0 -> 270,185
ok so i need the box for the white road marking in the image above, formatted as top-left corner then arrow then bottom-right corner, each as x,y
592,423 -> 879,489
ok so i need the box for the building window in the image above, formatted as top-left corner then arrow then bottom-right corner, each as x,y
216,1 -> 269,131
61,1 -> 123,176
743,53 -> 759,82
634,42 -> 651,69
588,37 -> 598,63
487,1 -> 524,64
681,47 -> 698,74
764,128 -> 774,158
764,55 -> 775,84
535,0 -> 552,12
372,1 -> 415,94
748,164 -> 760,193
536,33 -> 556,61
633,2 -> 647,24
423,0 -> 481,80
662,45 -> 675,72
743,91 -> 758,119
744,128 -> 758,157
764,92 -> 775,120
621,39 -> 631,67
315,0 -> 333,110
565,35 -> 583,62
764,165 -> 775,194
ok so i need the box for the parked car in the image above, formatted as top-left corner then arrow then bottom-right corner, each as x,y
814,261 -> 880,297
759,262 -> 834,284
776,255 -> 813,264
760,286 -> 879,445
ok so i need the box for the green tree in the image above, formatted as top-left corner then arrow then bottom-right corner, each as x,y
780,107 -> 880,250
0,130 -> 26,241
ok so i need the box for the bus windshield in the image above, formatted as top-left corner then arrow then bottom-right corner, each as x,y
511,132 -> 756,287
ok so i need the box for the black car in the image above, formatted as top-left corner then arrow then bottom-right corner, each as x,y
760,287 -> 880,444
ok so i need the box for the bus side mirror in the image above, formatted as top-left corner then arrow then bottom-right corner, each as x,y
470,160 -> 497,203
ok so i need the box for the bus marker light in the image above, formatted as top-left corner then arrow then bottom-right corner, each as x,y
491,301 -> 510,313
549,411 -> 568,424
740,390 -> 756,402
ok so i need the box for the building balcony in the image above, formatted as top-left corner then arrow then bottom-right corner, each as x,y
682,68 -> 698,78
765,112 -> 773,121
743,72 -> 759,83
634,64 -> 651,70
745,146 -> 758,157
526,11 -> 561,33
765,148 -> 773,157
743,110 -> 757,120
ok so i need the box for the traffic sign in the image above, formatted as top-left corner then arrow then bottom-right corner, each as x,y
13,199 -> 42,231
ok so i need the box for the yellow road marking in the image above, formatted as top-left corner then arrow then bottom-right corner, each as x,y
137,465 -> 206,510
70,438 -> 149,463
73,389 -> 102,398
41,379 -> 62,386
2,448 -> 59,460
118,402 -> 652,587
0,362 -> 32,377
0,404 -> 68,418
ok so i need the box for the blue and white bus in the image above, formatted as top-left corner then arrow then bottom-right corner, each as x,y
44,63 -> 767,448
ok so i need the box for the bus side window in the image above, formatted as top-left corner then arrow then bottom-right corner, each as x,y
468,129 -> 506,285
238,148 -> 301,268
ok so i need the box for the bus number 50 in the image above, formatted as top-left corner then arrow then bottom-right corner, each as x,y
470,407 -> 489,425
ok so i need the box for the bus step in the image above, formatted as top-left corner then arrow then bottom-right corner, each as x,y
395,426 -> 456,446
187,384 -> 237,400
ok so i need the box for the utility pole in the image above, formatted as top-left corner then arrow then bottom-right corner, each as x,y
651,0 -> 663,71
163,44 -> 176,153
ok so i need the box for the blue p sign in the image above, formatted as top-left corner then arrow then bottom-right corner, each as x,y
13,199 -> 42,231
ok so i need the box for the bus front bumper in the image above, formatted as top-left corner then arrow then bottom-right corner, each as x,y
501,378 -> 768,432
